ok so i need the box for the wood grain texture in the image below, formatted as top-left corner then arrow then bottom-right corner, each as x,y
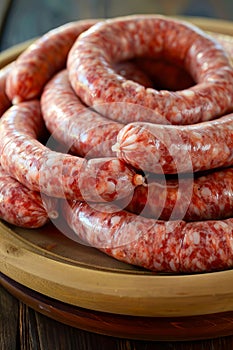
1,272 -> 233,342
1,217 -> 233,319
0,284 -> 18,350
1,283 -> 233,350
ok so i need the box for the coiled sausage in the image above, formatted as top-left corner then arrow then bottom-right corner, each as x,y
41,69 -> 123,158
0,100 -> 143,202
125,168 -> 233,221
0,63 -> 12,116
41,60 -> 154,158
68,15 -> 233,125
0,164 -> 58,228
6,19 -> 99,103
63,200 -> 233,273
112,114 -> 233,174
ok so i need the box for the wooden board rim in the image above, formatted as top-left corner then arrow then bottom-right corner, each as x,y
1,221 -> 233,317
0,16 -> 233,318
2,271 -> 233,341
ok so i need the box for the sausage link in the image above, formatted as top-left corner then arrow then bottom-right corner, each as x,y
134,28 -> 233,90
0,63 -> 12,116
41,60 -> 153,158
125,168 -> 233,221
0,164 -> 58,228
41,69 -> 123,158
63,200 -> 233,273
112,114 -> 233,174
211,32 -> 233,64
0,100 -> 143,202
68,15 -> 233,125
6,19 -> 99,103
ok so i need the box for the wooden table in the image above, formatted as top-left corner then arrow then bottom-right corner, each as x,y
1,1 -> 233,349
1,275 -> 233,350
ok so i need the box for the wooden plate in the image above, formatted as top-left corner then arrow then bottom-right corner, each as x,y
1,271 -> 233,342
0,16 -> 233,340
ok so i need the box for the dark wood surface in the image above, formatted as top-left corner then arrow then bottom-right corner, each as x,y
1,0 -> 233,51
1,0 -> 233,349
1,277 -> 233,350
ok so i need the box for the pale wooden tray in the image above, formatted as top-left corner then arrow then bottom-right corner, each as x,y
0,17 -> 233,341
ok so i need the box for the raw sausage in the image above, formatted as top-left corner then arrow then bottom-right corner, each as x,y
67,15 -> 233,125
41,69 -> 123,157
6,19 -> 99,103
112,114 -> 233,174
63,200 -> 233,273
0,63 -> 12,116
41,60 -> 153,158
0,164 -> 58,228
125,168 -> 233,221
211,32 -> 233,63
132,32 -> 233,91
0,100 -> 143,202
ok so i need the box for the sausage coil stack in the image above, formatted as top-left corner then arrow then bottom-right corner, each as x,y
0,15 -> 233,273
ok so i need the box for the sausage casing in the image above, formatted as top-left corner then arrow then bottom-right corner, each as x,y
112,115 -> 233,174
0,164 -> 58,228
0,100 -> 142,202
68,15 -> 233,125
6,20 -> 99,103
125,168 -> 233,221
63,200 -> 233,273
